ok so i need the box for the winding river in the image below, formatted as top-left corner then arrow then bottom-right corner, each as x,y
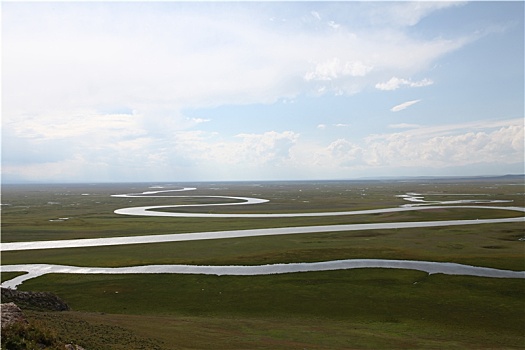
2,187 -> 524,289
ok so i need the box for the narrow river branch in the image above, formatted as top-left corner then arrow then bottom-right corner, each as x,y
2,188 -> 523,288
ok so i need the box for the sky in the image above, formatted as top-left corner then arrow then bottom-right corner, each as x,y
2,1 -> 524,183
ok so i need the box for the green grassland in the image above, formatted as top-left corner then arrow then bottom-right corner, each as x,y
2,222 -> 524,270
18,270 -> 525,349
1,178 -> 524,349
2,180 -> 523,242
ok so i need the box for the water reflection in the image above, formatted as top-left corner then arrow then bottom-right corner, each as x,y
3,189 -> 523,289
2,259 -> 523,289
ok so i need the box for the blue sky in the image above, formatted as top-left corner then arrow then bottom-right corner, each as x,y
2,1 -> 524,183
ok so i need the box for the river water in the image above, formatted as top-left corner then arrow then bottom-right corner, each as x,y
2,259 -> 524,289
2,189 -> 524,289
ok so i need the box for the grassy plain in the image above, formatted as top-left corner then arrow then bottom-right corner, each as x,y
2,180 -> 523,242
1,178 -> 524,349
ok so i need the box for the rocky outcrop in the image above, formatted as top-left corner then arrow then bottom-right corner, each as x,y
1,300 -> 85,350
1,287 -> 69,311
1,302 -> 27,329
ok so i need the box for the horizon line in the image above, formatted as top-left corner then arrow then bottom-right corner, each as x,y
2,174 -> 524,185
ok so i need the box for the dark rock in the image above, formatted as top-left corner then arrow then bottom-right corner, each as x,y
1,287 -> 69,311
1,302 -> 27,328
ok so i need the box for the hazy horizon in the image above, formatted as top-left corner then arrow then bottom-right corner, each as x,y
2,1 -> 524,183
2,174 -> 524,186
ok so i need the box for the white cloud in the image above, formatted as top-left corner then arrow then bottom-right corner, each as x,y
168,130 -> 300,168
363,124 -> 524,168
375,118 -> 524,139
391,100 -> 421,112
190,118 -> 211,124
375,77 -> 433,91
234,131 -> 299,165
389,123 -> 421,129
2,156 -> 97,182
369,2 -> 466,27
304,58 -> 374,81
366,118 -> 524,166
316,123 -> 350,130
323,139 -> 363,166
2,2 -> 472,118
310,119 -> 524,171
5,2 -> 514,182
5,116 -> 522,182
327,21 -> 341,30
5,111 -> 145,141
311,11 -> 321,21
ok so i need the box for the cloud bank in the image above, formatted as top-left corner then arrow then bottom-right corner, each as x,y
315,118 -> 524,172
2,2 -> 523,182
3,2 -> 468,117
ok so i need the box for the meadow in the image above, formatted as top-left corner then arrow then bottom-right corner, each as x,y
1,177 -> 524,349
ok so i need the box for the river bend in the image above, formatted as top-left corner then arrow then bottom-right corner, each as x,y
2,188 -> 524,288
